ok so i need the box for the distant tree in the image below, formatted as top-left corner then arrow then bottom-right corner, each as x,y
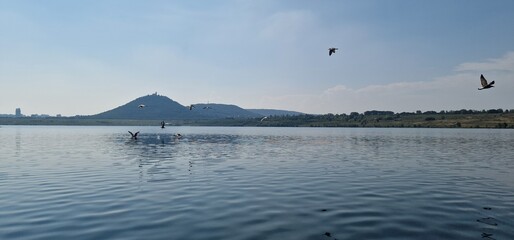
487,109 -> 503,114
364,110 -> 394,116
454,109 -> 475,114
399,112 -> 412,115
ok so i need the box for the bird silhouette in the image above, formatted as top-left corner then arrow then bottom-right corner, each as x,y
478,74 -> 495,90
138,104 -> 145,108
128,131 -> 139,139
188,105 -> 195,110
328,47 -> 338,56
161,121 -> 165,129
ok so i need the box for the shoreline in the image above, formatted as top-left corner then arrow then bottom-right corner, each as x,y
1,112 -> 514,128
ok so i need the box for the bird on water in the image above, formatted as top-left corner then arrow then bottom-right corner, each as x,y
138,104 -> 145,108
478,74 -> 495,90
129,131 -> 139,139
161,121 -> 166,129
328,47 -> 338,56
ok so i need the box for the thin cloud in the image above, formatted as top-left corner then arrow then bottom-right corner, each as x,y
455,51 -> 514,72
262,51 -> 514,114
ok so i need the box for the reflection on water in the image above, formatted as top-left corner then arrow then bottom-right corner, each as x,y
0,126 -> 513,240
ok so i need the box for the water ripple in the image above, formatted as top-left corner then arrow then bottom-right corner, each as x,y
0,126 -> 513,239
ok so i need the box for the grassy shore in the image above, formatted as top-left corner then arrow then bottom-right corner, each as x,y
1,112 -> 514,128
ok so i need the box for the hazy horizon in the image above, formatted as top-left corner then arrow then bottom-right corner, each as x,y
1,0 -> 514,116
2,92 -> 514,117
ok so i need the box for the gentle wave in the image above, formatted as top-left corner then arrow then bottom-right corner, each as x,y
0,126 -> 513,239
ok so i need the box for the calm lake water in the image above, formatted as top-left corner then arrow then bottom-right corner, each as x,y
0,126 -> 513,239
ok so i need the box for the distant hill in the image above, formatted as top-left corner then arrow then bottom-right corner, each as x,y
91,94 -> 201,120
246,109 -> 304,116
89,94 -> 264,120
191,104 -> 262,118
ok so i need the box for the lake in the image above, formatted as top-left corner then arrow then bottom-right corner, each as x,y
0,126 -> 513,239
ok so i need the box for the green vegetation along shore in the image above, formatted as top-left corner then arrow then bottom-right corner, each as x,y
260,110 -> 514,128
1,109 -> 514,128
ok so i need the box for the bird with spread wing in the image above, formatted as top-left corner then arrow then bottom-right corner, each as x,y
328,47 -> 338,56
478,74 -> 495,90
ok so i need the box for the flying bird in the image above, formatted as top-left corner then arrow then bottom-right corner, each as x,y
161,121 -> 165,129
478,74 -> 495,90
260,116 -> 268,122
138,104 -> 146,108
128,131 -> 139,139
328,47 -> 338,56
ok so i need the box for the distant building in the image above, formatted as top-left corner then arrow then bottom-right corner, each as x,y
15,108 -> 22,117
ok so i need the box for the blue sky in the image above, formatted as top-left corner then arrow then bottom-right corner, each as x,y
1,0 -> 514,116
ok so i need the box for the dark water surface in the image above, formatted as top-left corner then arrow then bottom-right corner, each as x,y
1,126 -> 513,239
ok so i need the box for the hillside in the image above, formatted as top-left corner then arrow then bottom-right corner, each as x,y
89,94 -> 263,120
192,104 -> 262,118
91,94 -> 201,120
